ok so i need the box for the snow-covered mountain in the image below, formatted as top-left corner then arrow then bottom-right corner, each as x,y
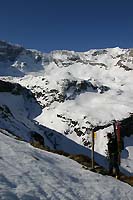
0,40 -> 133,199
0,40 -> 133,175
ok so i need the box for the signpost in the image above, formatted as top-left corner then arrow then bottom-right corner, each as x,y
91,130 -> 95,169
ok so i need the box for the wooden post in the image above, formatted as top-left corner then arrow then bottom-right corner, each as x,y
91,130 -> 94,169
116,121 -> 121,165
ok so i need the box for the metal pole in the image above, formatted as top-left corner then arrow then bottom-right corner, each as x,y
91,130 -> 94,169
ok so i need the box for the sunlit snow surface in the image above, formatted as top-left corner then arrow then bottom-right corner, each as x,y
0,132 -> 133,200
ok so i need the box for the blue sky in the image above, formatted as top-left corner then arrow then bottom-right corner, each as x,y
0,0 -> 133,52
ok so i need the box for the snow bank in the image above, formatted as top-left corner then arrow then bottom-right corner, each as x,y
0,132 -> 133,200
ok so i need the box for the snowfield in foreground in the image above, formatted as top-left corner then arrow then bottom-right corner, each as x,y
0,132 -> 133,200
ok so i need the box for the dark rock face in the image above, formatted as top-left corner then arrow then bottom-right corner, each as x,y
62,79 -> 110,100
0,80 -> 42,119
0,105 -> 13,119
121,114 -> 133,137
31,132 -> 44,146
0,80 -> 15,92
0,80 -> 35,99
92,50 -> 108,56
0,80 -> 43,141
0,41 -> 24,62
116,60 -> 132,71
129,49 -> 133,57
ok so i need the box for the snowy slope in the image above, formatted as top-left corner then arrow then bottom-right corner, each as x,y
0,41 -> 133,175
0,131 -> 133,200
0,80 -> 42,141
